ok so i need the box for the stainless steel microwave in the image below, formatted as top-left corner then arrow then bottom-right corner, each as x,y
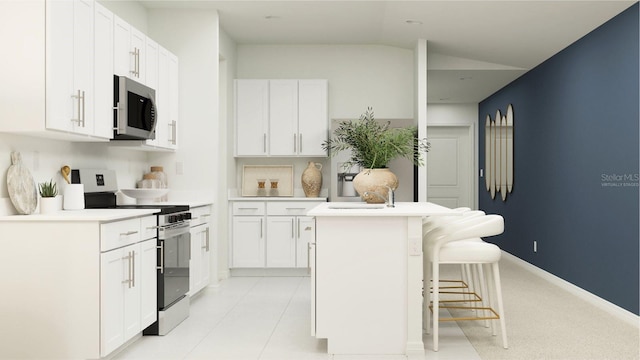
113,75 -> 157,140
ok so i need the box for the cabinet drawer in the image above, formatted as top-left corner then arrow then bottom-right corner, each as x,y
267,201 -> 324,216
140,215 -> 157,240
232,202 -> 266,216
191,205 -> 212,227
101,218 -> 142,252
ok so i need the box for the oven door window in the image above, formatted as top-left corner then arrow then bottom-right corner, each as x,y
162,231 -> 190,307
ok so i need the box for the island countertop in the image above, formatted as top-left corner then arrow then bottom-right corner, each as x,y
307,201 -> 455,217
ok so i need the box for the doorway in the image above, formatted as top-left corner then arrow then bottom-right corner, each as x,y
426,125 -> 475,208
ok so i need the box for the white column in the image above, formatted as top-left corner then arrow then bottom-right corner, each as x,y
414,39 -> 428,202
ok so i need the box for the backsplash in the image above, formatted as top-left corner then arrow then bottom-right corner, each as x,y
0,133 -> 151,215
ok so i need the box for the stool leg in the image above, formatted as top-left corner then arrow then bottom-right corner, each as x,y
484,263 -> 497,335
492,262 -> 508,349
477,263 -> 490,328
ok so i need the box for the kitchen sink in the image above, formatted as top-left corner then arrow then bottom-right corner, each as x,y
327,204 -> 385,209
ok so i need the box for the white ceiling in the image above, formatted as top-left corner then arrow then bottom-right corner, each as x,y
139,0 -> 636,103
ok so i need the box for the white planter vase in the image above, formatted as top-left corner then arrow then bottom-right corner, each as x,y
40,196 -> 60,214
352,168 -> 398,204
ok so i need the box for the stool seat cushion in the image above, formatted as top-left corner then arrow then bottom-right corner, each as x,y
437,240 -> 502,263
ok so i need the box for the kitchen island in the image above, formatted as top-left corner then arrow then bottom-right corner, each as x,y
307,202 -> 454,358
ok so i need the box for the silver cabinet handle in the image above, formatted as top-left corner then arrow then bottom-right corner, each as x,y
293,133 -> 297,152
120,230 -> 138,236
131,47 -> 140,77
299,133 -> 303,153
202,227 -> 210,251
122,251 -> 132,288
131,250 -> 136,288
168,120 -> 177,145
263,133 -> 267,153
285,207 -> 307,210
260,218 -> 263,238
297,218 -> 301,239
81,90 -> 86,127
291,219 -> 294,238
71,90 -> 81,125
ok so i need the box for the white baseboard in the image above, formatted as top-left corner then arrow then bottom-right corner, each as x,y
502,251 -> 639,328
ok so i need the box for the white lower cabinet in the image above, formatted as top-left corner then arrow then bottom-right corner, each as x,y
232,216 -> 265,267
100,217 -> 157,357
266,216 -> 296,267
0,214 -> 158,359
231,200 -> 323,269
189,205 -> 213,296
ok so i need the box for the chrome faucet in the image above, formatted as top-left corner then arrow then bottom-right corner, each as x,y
363,186 -> 395,207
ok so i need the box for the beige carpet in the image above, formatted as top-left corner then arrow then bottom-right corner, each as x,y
445,255 -> 640,360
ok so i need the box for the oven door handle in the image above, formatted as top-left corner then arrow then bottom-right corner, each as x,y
157,240 -> 164,274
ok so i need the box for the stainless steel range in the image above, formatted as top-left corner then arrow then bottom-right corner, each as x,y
72,169 -> 191,335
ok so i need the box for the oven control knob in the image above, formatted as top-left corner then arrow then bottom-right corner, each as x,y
169,215 -> 177,223
184,213 -> 192,220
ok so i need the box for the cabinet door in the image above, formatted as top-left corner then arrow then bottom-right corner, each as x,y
296,216 -> 315,268
269,80 -> 298,156
123,244 -> 141,340
72,0 -> 94,136
139,238 -> 157,329
130,27 -> 146,83
46,0 -> 93,134
167,51 -> 179,149
298,80 -> 329,156
93,2 -> 113,139
232,216 -> 264,267
113,15 -> 131,77
235,80 -> 269,156
101,247 -> 125,357
189,224 -> 210,295
266,216 -> 296,268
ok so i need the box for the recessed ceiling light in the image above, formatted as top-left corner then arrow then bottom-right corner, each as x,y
459,76 -> 473,81
264,15 -> 280,20
405,20 -> 423,25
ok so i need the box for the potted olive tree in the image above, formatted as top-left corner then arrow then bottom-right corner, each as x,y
38,179 -> 59,214
322,107 -> 429,203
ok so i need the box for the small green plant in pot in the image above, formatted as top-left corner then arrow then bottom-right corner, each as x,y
322,107 -> 430,203
38,179 -> 59,214
39,179 -> 58,198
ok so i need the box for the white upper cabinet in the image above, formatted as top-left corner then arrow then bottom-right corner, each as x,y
93,2 -> 115,139
236,79 -> 328,157
298,80 -> 329,156
0,0 -> 111,141
235,80 -> 270,156
269,80 -> 299,156
114,16 -> 147,84
147,47 -> 179,150
46,0 -> 96,137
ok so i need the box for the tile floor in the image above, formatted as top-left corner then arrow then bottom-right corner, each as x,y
114,276 -> 481,360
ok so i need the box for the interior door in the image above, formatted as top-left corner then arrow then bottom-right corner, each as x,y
426,126 -> 473,208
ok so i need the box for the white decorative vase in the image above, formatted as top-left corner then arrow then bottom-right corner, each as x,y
301,162 -> 323,197
63,184 -> 85,210
40,196 -> 59,214
352,168 -> 399,204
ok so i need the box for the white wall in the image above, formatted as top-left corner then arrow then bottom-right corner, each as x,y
146,9 -> 219,202
237,44 -> 414,120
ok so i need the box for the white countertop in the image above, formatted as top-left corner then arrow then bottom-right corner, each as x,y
229,196 -> 327,202
0,208 -> 159,222
307,202 -> 456,217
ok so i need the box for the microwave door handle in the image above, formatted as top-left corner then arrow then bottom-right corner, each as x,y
148,92 -> 158,139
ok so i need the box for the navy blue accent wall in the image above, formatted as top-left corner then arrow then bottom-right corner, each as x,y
479,3 -> 639,315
